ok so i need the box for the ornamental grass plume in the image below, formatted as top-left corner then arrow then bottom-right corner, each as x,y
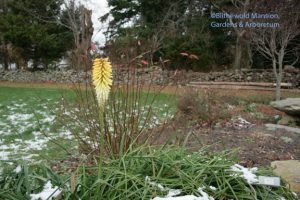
92,58 -> 112,108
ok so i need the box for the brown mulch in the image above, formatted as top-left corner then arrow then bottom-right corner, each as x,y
151,121 -> 300,168
150,106 -> 300,168
190,126 -> 300,167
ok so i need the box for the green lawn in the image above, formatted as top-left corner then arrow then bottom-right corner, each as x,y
0,86 -> 175,167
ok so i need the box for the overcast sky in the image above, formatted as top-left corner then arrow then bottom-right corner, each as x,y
80,0 -> 110,46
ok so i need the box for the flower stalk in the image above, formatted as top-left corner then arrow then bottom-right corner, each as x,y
92,58 -> 112,185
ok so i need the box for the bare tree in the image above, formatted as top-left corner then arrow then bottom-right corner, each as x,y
63,0 -> 93,70
250,0 -> 300,100
23,0 -> 94,70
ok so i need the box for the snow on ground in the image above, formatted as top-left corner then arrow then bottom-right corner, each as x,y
0,100 -> 72,162
152,187 -> 215,200
150,164 -> 259,200
153,195 -> 213,200
197,188 -> 215,200
0,151 -> 10,161
166,190 -> 182,197
30,181 -> 62,200
24,137 -> 49,151
7,113 -> 34,121
208,186 -> 216,191
146,176 -> 215,200
226,116 -> 254,129
14,165 -> 22,173
230,164 -> 258,184
145,163 -> 262,200
145,176 -> 167,191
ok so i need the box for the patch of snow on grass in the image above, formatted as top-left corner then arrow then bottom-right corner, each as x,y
292,192 -> 298,197
30,181 -> 61,200
0,151 -> 10,160
0,130 -> 10,136
24,138 -> 49,151
40,115 -> 55,123
209,186 -> 217,191
7,113 -> 34,121
18,122 -> 35,133
230,164 -> 258,184
14,165 -> 22,173
21,154 -> 38,160
152,189 -> 215,200
197,187 -> 214,200
14,103 -> 27,108
145,176 -> 166,191
59,130 -> 73,139
0,141 -> 43,161
32,131 -> 41,137
0,143 -> 21,160
150,183 -> 214,200
166,189 -> 182,197
152,195 -> 212,200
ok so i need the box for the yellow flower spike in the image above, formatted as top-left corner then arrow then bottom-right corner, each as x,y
92,58 -> 112,108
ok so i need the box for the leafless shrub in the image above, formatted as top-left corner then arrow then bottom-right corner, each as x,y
177,89 -> 229,126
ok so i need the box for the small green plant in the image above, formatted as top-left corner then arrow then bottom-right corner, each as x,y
244,103 -> 257,113
243,103 -> 266,119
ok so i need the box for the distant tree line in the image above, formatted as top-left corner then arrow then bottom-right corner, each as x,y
0,0 -> 299,72
0,0 -> 72,70
102,0 -> 300,71
0,0 -> 93,70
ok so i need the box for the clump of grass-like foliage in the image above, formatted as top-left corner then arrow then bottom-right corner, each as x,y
0,146 -> 297,200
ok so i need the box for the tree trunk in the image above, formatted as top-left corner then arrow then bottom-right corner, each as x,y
234,36 -> 242,72
275,50 -> 284,101
3,54 -> 9,70
33,59 -> 38,71
69,6 -> 93,70
246,41 -> 253,68
2,40 -> 9,70
275,78 -> 281,101
272,56 -> 282,101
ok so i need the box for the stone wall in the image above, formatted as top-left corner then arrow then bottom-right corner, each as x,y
187,70 -> 300,88
0,68 -> 299,88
